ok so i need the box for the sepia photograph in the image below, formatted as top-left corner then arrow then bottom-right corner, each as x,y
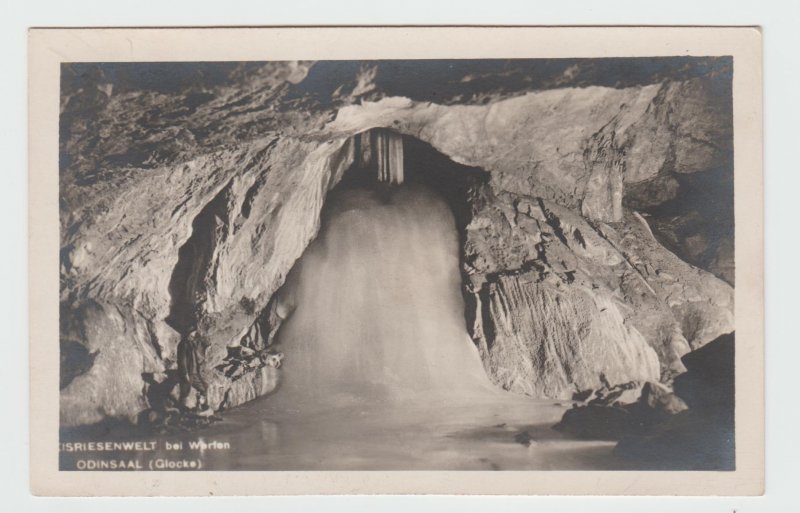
27,26 -> 764,496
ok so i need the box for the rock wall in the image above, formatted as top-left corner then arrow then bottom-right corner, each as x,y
460,188 -> 732,396
480,273 -> 659,398
59,60 -> 735,426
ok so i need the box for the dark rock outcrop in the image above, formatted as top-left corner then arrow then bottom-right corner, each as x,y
554,333 -> 733,471
673,332 -> 735,413
614,333 -> 735,470
553,380 -> 687,441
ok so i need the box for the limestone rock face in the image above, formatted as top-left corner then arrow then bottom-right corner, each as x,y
460,189 -> 732,397
60,301 -> 164,426
59,60 -> 735,425
480,273 -> 659,398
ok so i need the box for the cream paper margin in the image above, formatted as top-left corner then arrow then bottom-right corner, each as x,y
28,26 -> 764,496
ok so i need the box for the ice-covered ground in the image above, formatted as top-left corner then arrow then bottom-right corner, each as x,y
193,394 -> 619,470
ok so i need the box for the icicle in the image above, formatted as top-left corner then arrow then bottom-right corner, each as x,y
358,129 -> 405,185
388,132 -> 404,184
376,131 -> 388,182
358,131 -> 373,169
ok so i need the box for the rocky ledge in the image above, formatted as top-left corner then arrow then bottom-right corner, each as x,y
555,333 -> 735,469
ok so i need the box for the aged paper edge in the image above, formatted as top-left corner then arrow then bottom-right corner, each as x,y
28,26 -> 764,496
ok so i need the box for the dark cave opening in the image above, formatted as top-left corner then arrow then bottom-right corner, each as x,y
260,128 -> 498,405
335,129 -> 494,348
624,164 -> 735,285
165,182 -> 233,336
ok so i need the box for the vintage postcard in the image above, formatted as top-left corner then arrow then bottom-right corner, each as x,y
28,26 -> 763,495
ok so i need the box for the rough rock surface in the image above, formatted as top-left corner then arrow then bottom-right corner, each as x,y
553,380 -> 688,442
614,333 -> 735,470
59,59 -> 735,426
461,190 -> 733,395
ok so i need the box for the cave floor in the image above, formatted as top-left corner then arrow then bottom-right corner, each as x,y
149,394 -> 623,471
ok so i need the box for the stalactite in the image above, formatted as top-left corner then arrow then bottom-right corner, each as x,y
387,131 -> 404,184
357,129 -> 405,184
